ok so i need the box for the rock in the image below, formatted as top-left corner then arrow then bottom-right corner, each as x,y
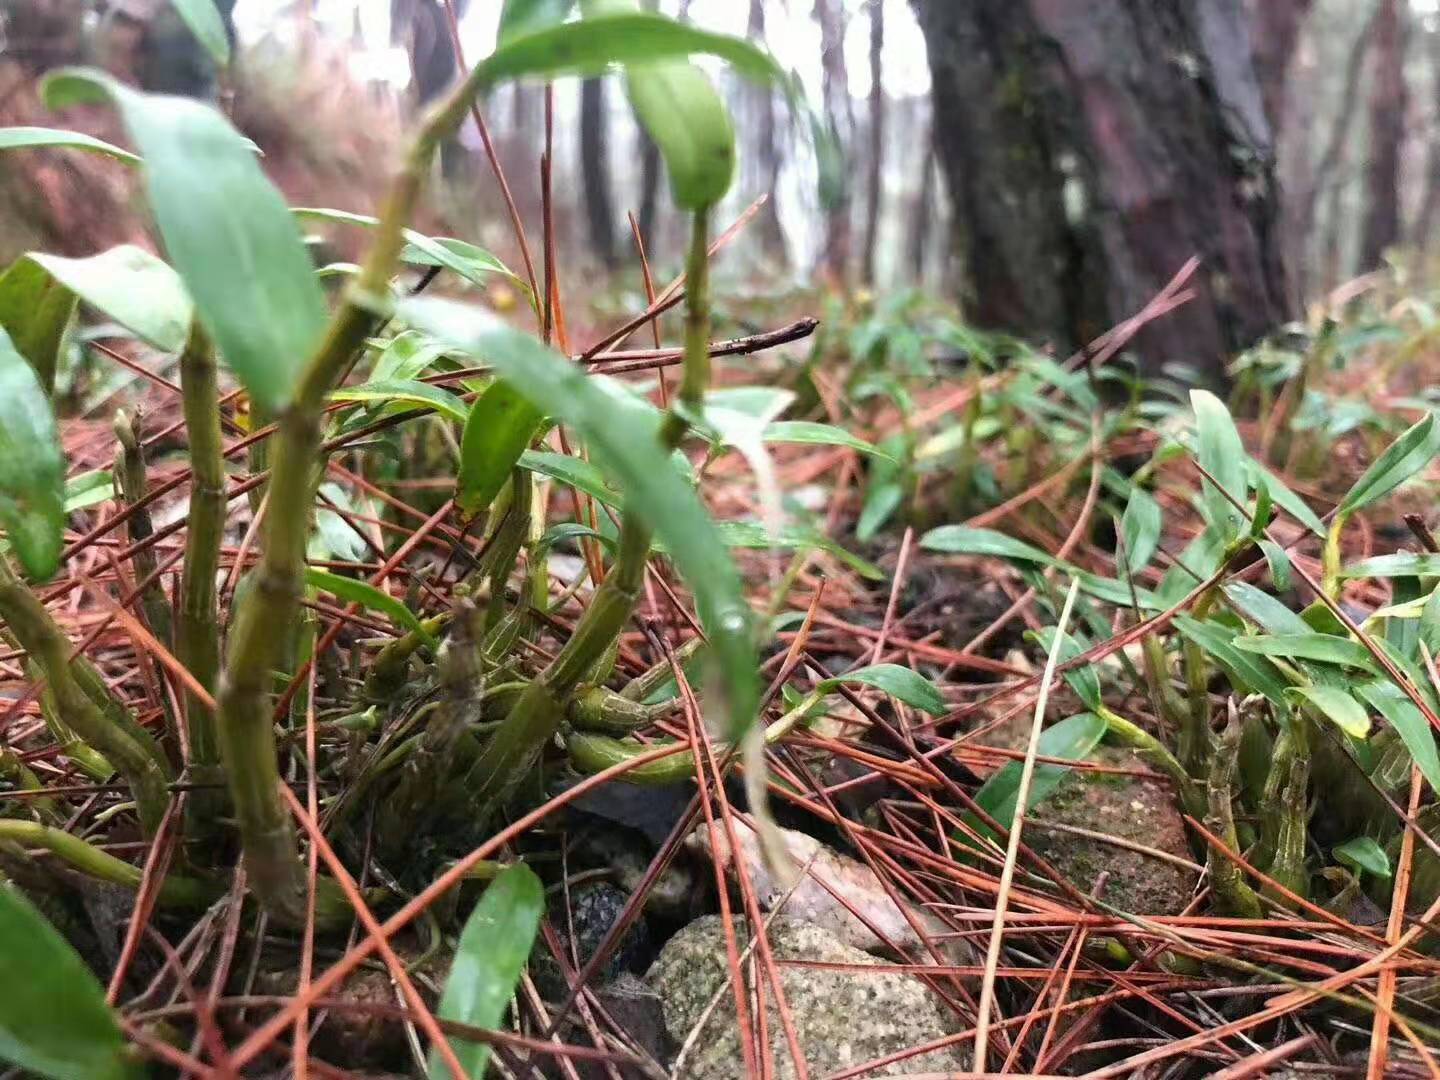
1025,746 -> 1199,915
533,882 -> 653,1001
686,820 -> 971,962
648,915 -> 967,1079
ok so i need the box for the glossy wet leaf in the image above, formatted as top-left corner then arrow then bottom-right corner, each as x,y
1119,486 -> 1161,571
168,0 -> 230,66
428,863 -> 544,1079
706,521 -> 884,580
1223,581 -> 1311,635
518,449 -> 619,507
962,712 -> 1108,846
330,379 -> 469,424
0,257 -> 74,393
1190,389 -> 1248,541
457,381 -> 543,518
44,71 -> 327,414
303,568 -> 436,647
1259,539 -> 1293,592
1288,685 -> 1370,739
0,885 -> 138,1080
1354,680 -> 1440,794
64,469 -> 114,513
402,297 -> 759,734
1334,836 -> 1391,880
626,59 -> 734,210
920,525 -> 1056,566
763,421 -> 891,460
24,246 -> 192,353
0,125 -> 140,164
1231,633 -> 1380,673
1247,458 -> 1325,536
821,663 -> 946,715
1342,552 -> 1440,579
1173,616 -> 1291,711
1339,413 -> 1440,516
0,329 -> 64,580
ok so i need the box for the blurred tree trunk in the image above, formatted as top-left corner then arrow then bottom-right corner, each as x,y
634,0 -> 663,251
1247,0 -> 1314,131
814,0 -> 853,288
392,0 -> 457,106
1359,0 -> 1409,270
1413,27 -> 1440,252
580,77 -> 619,268
747,0 -> 789,267
911,0 -> 1290,383
861,0 -> 885,284
907,130 -> 936,283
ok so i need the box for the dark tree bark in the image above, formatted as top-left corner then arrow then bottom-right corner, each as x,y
747,0 -> 789,266
1247,0 -> 1315,131
1359,0 -> 1409,270
908,127 -> 937,283
911,0 -> 1291,383
633,0 -> 664,251
1412,26 -> 1440,252
580,77 -> 619,268
861,0 -> 886,284
814,0 -> 853,288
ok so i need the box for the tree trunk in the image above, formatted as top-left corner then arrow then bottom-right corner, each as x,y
908,125 -> 937,283
1247,0 -> 1315,131
814,0 -> 853,288
861,0 -> 886,284
1359,0 -> 1409,270
580,77 -> 619,268
1412,26 -> 1440,252
911,0 -> 1290,383
747,0 -> 789,267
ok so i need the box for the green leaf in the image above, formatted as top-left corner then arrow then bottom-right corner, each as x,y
1223,582 -> 1312,635
1288,685 -> 1370,739
1173,616 -> 1292,711
0,884 -> 138,1080
428,863 -> 544,1079
64,469 -> 114,513
1030,626 -> 1102,712
475,11 -> 784,86
518,449 -> 619,507
962,712 -> 1108,846
23,246 -> 193,354
401,236 -> 519,289
919,525 -> 1056,566
0,126 -> 140,164
1247,458 -> 1325,536
820,663 -> 946,715
499,0 -> 579,43
1334,836 -> 1392,880
168,0 -> 230,66
1190,389 -> 1248,540
1342,553 -> 1440,579
856,480 -> 902,543
1119,486 -> 1162,571
1259,539 -> 1293,592
329,379 -> 469,424
457,381 -> 543,518
0,329 -> 64,580
625,60 -> 735,210
1354,680 -> 1440,794
0,257 -> 75,393
1339,413 -> 1440,516
402,297 -> 759,734
45,71 -> 327,414
706,521 -> 884,580
303,568 -> 436,647
763,420 -> 892,460
1231,633 -> 1381,673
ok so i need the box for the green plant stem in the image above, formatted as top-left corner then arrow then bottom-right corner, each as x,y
620,636 -> 705,701
0,556 -> 172,835
1206,706 -> 1263,918
1262,752 -> 1310,906
463,210 -> 715,821
1140,633 -> 1188,736
32,664 -> 113,781
1321,514 -> 1346,599
0,819 -> 218,908
214,65 -> 502,925
1097,707 -> 1204,818
1179,591 -> 1218,776
0,750 -> 62,825
176,324 -> 228,837
113,410 -> 174,654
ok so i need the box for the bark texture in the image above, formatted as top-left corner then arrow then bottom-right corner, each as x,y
815,0 -> 853,288
1247,0 -> 1315,131
912,0 -> 1291,382
1359,0 -> 1409,270
747,0 -> 789,266
861,0 -> 886,284
580,76 -> 619,268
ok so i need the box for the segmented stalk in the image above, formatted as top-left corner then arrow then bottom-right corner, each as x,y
1206,704 -> 1263,918
113,410 -> 173,652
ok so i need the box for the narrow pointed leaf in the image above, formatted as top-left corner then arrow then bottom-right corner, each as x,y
1223,581 -> 1312,635
458,381 -> 543,517
518,449 -> 619,507
920,525 -> 1056,566
1334,836 -> 1391,880
1173,616 -> 1292,710
820,663 -> 946,715
24,246 -> 192,353
1247,457 -> 1325,536
168,0 -> 230,66
1119,486 -> 1162,571
1190,389 -> 1248,540
0,258 -> 74,393
1288,685 -> 1370,739
500,0 -> 579,42
428,864 -> 544,1078
64,469 -> 114,513
706,521 -> 884,581
402,297 -> 759,734
1339,413 -> 1440,516
330,379 -> 469,424
1342,553 -> 1440,579
1355,680 -> 1440,794
1258,539 -> 1293,592
0,329 -> 64,580
45,71 -> 326,414
0,125 -> 140,164
625,59 -> 735,210
1231,633 -> 1381,673
304,568 -> 435,647
763,420 -> 892,459
0,885 -> 138,1080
